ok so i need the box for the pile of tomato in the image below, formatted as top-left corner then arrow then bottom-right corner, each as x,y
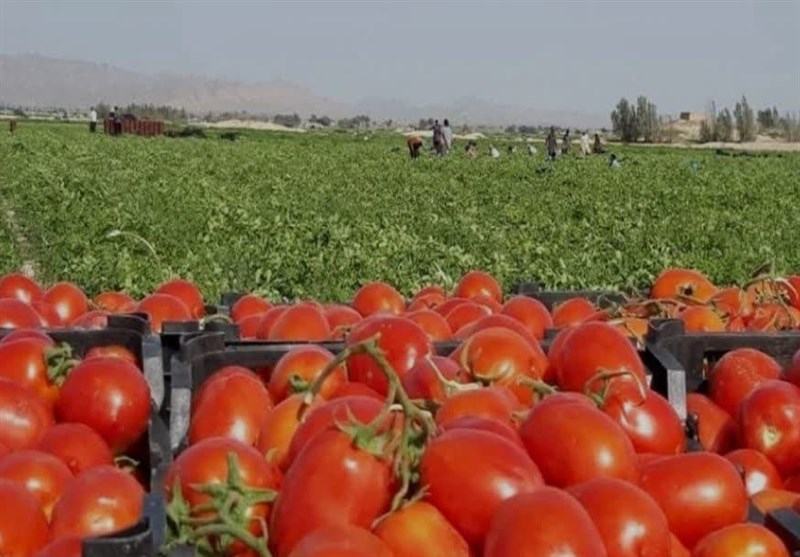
1,267 -> 799,557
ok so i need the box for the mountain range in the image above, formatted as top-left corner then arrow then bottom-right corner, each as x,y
0,54 -> 608,127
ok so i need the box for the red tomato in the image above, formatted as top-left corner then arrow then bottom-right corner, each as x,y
435,385 -> 521,428
686,393 -> 738,453
738,380 -> 800,476
270,429 -> 393,557
0,479 -> 49,557
231,294 -> 271,322
691,523 -> 789,557
93,291 -> 136,313
166,438 -> 280,555
269,346 -> 345,402
69,310 -> 109,329
420,429 -> 543,548
551,297 -> 597,328
257,394 -> 320,472
346,316 -> 432,395
404,310 -> 452,341
402,356 -> 465,404
408,289 -> 447,311
638,452 -> 747,549
32,537 -> 82,557
269,303 -> 331,341
327,382 -> 384,401
0,273 -> 44,304
30,300 -> 64,327
255,305 -> 288,339
0,328 -> 52,344
0,449 -> 73,518
600,390 -> 686,455
500,296 -> 553,340
751,488 -> 800,514
85,344 -> 139,366
374,501 -> 469,557
236,313 -> 262,339
453,270 -> 503,303
36,422 -> 114,475
453,314 -> 540,348
50,465 -> 144,540
651,268 -> 717,302
0,378 -> 54,450
411,285 -> 447,305
484,488 -> 607,557
444,302 -> 491,332
288,524 -> 392,557
709,348 -> 782,418
783,275 -> 800,310
432,297 -> 470,317
43,282 -> 88,324
748,302 -> 800,331
520,396 -> 637,487
784,348 -> 800,389
449,327 -> 547,404
0,337 -> 59,406
679,306 -> 726,332
323,304 -> 362,338
155,278 -> 205,318
55,357 -> 150,453
670,533 -> 691,557
439,416 -> 525,449
135,293 -> 192,332
0,298 -> 42,329
724,449 -> 783,496
569,478 -> 670,557
189,366 -> 273,446
351,282 -> 405,317
554,322 -> 647,400
472,294 -> 503,313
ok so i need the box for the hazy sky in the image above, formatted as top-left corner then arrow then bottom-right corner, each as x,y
1,0 -> 798,115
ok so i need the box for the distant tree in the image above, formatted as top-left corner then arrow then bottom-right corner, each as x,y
504,125 -> 517,134
778,112 -> 800,142
757,106 -> 779,130
273,113 -> 302,128
634,96 -> 659,142
699,120 -> 714,143
734,96 -> 756,142
611,97 -> 638,142
11,107 -> 27,118
417,118 -> 434,130
309,114 -> 333,127
715,108 -> 734,142
517,125 -> 536,135
337,115 -> 370,129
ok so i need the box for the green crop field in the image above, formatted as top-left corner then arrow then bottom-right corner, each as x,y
1,122 -> 798,301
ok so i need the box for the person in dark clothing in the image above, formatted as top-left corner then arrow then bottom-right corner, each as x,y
432,119 -> 444,156
407,135 -> 423,158
545,126 -> 558,160
593,133 -> 606,154
562,129 -> 571,155
113,106 -> 122,136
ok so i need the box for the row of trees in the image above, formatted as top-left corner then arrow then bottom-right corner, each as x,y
700,96 -> 758,143
610,96 -> 661,143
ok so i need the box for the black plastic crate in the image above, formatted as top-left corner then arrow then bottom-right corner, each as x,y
512,281 -> 629,311
764,508 -> 800,553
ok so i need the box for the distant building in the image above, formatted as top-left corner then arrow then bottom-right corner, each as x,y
679,112 -> 708,123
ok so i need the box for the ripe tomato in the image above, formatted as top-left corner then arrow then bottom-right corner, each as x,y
32,537 -> 82,557
638,452 -> 747,549
679,306 -> 726,332
783,348 -> 800,388
270,429 -> 393,557
0,378 -> 54,450
327,382 -> 384,400
739,380 -> 800,476
444,302 -> 491,332
0,273 -> 44,304
351,282 -> 405,317
69,310 -> 109,329
155,278 -> 205,318
670,533 -> 691,557
650,268 -> 717,302
236,314 -> 262,339
724,449 -> 782,496
0,449 -> 73,518
484,488 -> 606,557
288,525 -> 392,557
472,294 -> 503,313
711,286 -> 753,319
751,488 -> 800,514
433,297 -> 470,317
257,394 -> 320,471
686,393 -> 737,453
500,295 -> 553,340
231,294 -> 271,322
691,523 -> 789,557
323,304 -> 362,338
0,479 -> 49,557
55,357 -> 150,453
554,322 -> 647,400
452,270 -> 503,303
569,478 -> 670,557
439,416 -> 525,449
255,305 -> 288,339
600,390 -> 686,455
520,396 -> 637,487
404,309 -> 452,341
420,429 -> 543,548
346,316 -> 432,395
189,366 -> 273,446
50,465 -> 144,540
269,346 -> 345,402
449,327 -> 547,404
0,328 -> 52,344
85,344 -> 139,365
269,303 -> 331,341
166,438 -> 280,555
135,293 -> 192,332
551,297 -> 597,328
43,282 -> 88,324
374,501 -> 469,557
36,422 -> 114,475
0,298 -> 42,329
402,356 -> 465,404
93,291 -> 136,313
434,385 -> 521,428
748,302 -> 800,331
0,337 -> 59,406
410,285 -> 447,307
709,348 -> 782,417
30,300 -> 64,327
453,314 -> 540,348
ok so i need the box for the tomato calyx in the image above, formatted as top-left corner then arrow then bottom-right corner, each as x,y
582,369 -> 647,407
44,342 -> 80,386
166,452 -> 277,557
516,376 -> 558,401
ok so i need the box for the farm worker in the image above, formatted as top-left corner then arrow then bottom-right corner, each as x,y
407,135 -> 423,158
545,127 -> 558,160
490,145 -> 500,158
609,154 -> 621,168
593,133 -> 605,154
527,143 -> 538,156
113,106 -> 122,136
89,107 -> 97,133
442,118 -> 454,153
465,141 -> 478,158
432,120 -> 445,156
562,129 -> 571,155
580,131 -> 591,156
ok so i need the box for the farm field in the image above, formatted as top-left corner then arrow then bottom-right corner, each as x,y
1,122 -> 798,301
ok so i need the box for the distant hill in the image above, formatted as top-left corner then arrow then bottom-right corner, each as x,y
0,54 -> 608,127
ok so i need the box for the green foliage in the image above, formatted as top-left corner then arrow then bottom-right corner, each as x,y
1,124 -> 798,302
611,98 -> 637,143
734,96 -> 756,142
715,109 -> 734,142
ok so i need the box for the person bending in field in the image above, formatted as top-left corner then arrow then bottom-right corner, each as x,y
407,135 -> 423,158
562,129 -> 571,155
432,120 -> 445,156
465,140 -> 478,158
545,127 -> 558,161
